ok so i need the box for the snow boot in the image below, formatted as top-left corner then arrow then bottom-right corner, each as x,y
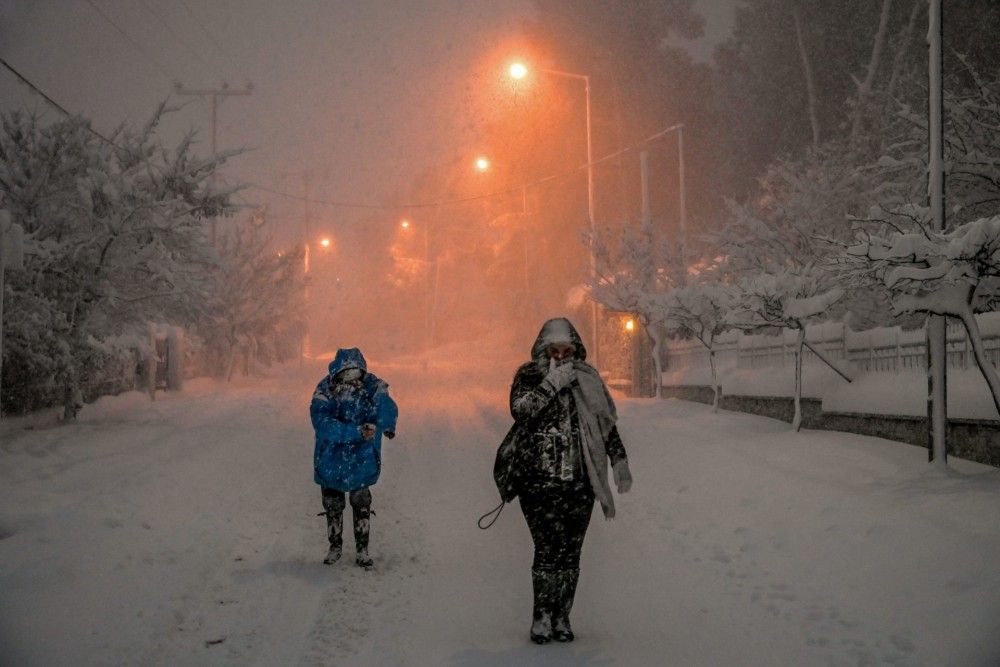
353,505 -> 372,567
323,544 -> 342,565
530,569 -> 556,644
551,568 -> 579,642
322,502 -> 344,565
355,548 -> 374,569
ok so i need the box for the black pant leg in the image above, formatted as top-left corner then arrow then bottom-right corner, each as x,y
348,487 -> 372,552
520,481 -> 594,571
321,487 -> 346,548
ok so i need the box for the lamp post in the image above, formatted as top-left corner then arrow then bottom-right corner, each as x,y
510,62 -> 600,368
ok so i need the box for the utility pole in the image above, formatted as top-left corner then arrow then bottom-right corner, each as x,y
927,0 -> 948,464
173,82 -> 253,246
677,124 -> 687,279
303,172 -> 312,359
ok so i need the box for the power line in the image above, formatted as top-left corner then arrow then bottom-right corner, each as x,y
83,0 -> 176,83
136,0 -> 216,72
0,56 -> 118,148
177,0 -> 247,83
247,123 -> 686,211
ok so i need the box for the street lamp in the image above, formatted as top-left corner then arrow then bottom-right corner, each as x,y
399,216 -> 432,355
475,156 -> 490,172
509,61 -> 599,367
509,62 -> 528,80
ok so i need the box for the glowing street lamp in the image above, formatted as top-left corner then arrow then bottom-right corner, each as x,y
624,318 -> 635,333
400,219 -> 411,229
475,156 -> 490,172
319,237 -> 332,249
508,59 -> 600,367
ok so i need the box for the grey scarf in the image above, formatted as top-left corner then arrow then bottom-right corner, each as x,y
571,360 -> 618,519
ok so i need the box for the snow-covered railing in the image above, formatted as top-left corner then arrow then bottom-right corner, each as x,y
663,313 -> 1000,374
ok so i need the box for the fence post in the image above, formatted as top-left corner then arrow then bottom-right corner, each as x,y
869,331 -> 875,372
964,327 -> 971,370
892,327 -> 903,375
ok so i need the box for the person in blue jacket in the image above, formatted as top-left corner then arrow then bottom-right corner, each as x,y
311,347 -> 398,567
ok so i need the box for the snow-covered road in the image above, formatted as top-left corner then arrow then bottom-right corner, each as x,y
2,355 -> 1000,666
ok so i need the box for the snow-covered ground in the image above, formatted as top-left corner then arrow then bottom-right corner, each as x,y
2,353 -> 1000,666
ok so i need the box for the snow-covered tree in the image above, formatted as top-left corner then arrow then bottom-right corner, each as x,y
728,268 -> 844,431
0,106 -> 237,416
840,215 -> 1000,416
200,221 -> 305,381
589,224 -> 679,397
663,282 -> 734,412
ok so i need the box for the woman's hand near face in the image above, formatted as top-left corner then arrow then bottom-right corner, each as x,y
613,459 -> 633,493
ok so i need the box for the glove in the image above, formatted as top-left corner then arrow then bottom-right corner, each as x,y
383,430 -> 395,439
361,423 -> 377,440
613,459 -> 633,494
543,361 -> 576,393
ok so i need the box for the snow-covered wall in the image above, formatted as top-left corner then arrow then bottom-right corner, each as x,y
662,315 -> 1000,420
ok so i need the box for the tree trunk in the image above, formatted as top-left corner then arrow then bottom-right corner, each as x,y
792,328 -> 806,431
709,347 -> 720,413
224,334 -> 237,383
958,308 -> 1000,418
886,0 -> 923,104
646,324 -> 663,399
791,2 -> 821,149
851,0 -> 893,143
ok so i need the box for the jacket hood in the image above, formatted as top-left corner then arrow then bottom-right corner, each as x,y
328,347 -> 368,377
530,317 -> 587,363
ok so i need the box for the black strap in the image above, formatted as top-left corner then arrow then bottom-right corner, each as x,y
477,500 -> 505,530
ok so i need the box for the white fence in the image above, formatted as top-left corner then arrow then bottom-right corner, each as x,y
663,313 -> 1000,375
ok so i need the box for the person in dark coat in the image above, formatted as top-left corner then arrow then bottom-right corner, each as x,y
311,347 -> 398,567
509,317 -> 633,643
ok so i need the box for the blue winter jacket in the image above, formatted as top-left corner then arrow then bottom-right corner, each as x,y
311,348 -> 398,491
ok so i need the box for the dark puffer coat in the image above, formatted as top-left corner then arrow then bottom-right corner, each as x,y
509,319 -> 627,490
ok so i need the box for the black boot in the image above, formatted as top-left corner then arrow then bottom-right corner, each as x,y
530,569 -> 556,644
551,568 -> 579,642
353,505 -> 373,568
323,510 -> 343,564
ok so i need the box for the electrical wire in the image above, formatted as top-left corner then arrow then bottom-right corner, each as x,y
177,0 -> 248,83
136,0 -> 216,72
0,56 -> 119,148
83,0 -> 177,83
247,123 -> 686,211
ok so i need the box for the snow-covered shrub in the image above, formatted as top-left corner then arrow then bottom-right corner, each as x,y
200,221 -> 305,381
0,105 -> 238,416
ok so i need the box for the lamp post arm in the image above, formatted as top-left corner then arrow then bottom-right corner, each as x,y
540,68 -> 589,82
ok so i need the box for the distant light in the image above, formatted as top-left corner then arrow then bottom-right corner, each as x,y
624,318 -> 635,332
509,62 -> 528,80
320,238 -> 331,248
400,219 -> 411,229
475,157 -> 490,172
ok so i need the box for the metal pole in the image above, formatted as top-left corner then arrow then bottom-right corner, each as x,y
927,0 -> 947,464
0,253 -> 5,421
173,83 -> 253,247
677,125 -> 687,278
425,215 -> 431,356
522,185 -> 530,305
640,150 -> 651,233
210,93 -> 218,246
584,75 -> 600,369
303,173 -> 312,358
